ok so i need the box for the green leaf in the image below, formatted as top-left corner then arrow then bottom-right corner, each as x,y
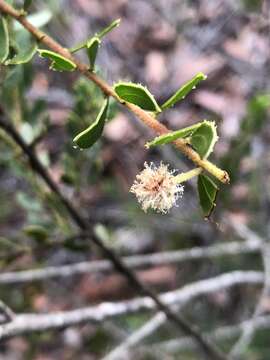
70,19 -> 120,54
23,0 -> 32,10
146,123 -> 201,148
191,120 -> 218,159
0,16 -> 9,63
114,82 -> 161,112
23,224 -> 49,242
161,72 -> 207,110
197,174 -> 218,217
37,49 -> 76,71
5,30 -> 37,65
86,36 -> 101,70
96,18 -> 121,38
73,98 -> 109,149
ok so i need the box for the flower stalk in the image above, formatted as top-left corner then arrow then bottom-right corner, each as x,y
174,168 -> 202,183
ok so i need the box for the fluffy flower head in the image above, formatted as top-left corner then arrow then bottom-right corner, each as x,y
130,162 -> 184,214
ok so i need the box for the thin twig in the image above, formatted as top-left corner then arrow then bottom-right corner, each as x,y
0,104 -> 225,358
0,300 -> 15,324
230,242 -> 270,357
0,0 -> 229,184
103,270 -> 263,360
113,222 -> 264,359
148,315 -> 270,356
0,271 -> 263,341
0,238 -> 262,285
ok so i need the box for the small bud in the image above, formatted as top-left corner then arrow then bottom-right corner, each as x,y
130,162 -> 184,214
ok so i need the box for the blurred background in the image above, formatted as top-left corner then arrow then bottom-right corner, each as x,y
0,0 -> 270,359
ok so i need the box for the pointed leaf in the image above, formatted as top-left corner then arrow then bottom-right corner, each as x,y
96,18 -> 121,38
191,120 -> 218,159
146,123 -> 202,148
197,174 -> 218,217
114,82 -> 161,112
37,49 -> 76,71
73,98 -> 109,149
86,36 -> 101,70
161,72 -> 207,110
0,17 -> 9,63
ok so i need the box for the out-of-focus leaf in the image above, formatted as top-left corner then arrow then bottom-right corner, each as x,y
14,9 -> 52,31
37,49 -> 76,71
191,120 -> 218,159
114,82 -> 161,112
197,174 -> 218,217
73,98 -> 109,149
23,224 -> 49,242
5,30 -> 37,65
161,72 -> 207,110
146,123 -> 201,148
221,94 -> 270,185
96,18 -> 121,38
23,0 -> 33,11
0,17 -> 9,63
86,36 -> 100,70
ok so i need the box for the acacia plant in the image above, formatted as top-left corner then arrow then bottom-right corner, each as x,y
0,1 -> 231,359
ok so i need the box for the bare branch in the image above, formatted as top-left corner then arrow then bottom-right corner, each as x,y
0,103 -> 225,358
148,315 -> 270,355
0,300 -> 15,324
0,239 -> 261,285
0,271 -> 263,342
229,229 -> 270,357
102,223 -> 264,360
103,270 -> 263,360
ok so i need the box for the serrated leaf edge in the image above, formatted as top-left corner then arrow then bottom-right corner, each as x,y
113,81 -> 161,113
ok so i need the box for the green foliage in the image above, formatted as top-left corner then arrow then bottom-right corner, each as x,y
37,49 -> 77,71
96,18 -> 121,38
5,29 -> 37,65
146,123 -> 201,148
114,82 -> 161,112
146,120 -> 218,159
190,121 -> 218,159
221,94 -> 270,184
161,72 -> 207,110
23,224 -> 49,243
197,174 -> 218,217
73,98 -> 109,149
23,0 -> 33,11
87,36 -> 101,70
0,16 -> 9,63
70,19 -> 120,69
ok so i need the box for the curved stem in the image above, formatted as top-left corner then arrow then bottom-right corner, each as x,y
0,0 -> 229,184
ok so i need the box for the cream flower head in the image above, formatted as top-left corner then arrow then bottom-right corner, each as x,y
130,162 -> 184,214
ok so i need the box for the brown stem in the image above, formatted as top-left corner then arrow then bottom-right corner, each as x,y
0,0 -> 229,184
0,2 -> 230,358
